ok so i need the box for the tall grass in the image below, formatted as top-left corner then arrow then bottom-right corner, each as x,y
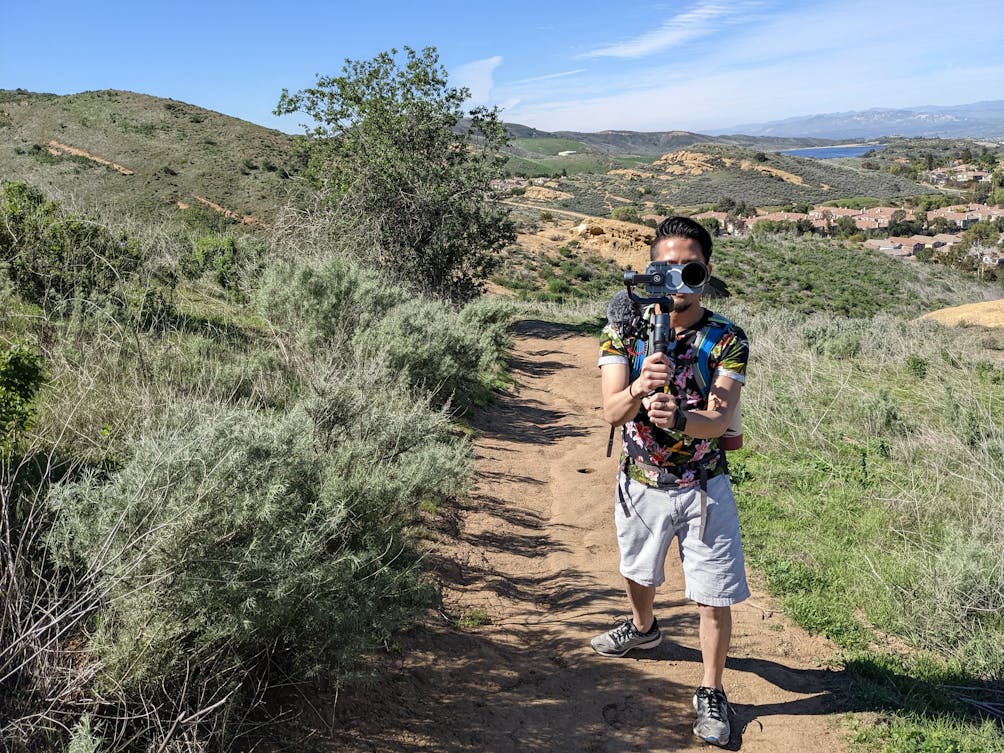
711,298 -> 1004,750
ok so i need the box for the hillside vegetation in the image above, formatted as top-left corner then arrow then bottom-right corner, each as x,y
0,89 -> 303,224
3,88 -> 954,228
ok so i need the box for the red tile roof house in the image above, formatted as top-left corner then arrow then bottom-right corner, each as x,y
966,204 -> 1004,221
809,207 -> 861,219
855,216 -> 889,230
753,211 -> 810,224
862,206 -> 899,220
865,238 -> 902,252
691,211 -> 749,235
952,170 -> 992,183
923,209 -> 979,229
887,237 -> 926,255
932,233 -> 962,247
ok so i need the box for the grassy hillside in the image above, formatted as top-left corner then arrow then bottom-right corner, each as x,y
0,89 -> 303,224
531,143 -> 929,216
710,235 -> 995,317
3,90 -> 973,226
495,212 -> 999,317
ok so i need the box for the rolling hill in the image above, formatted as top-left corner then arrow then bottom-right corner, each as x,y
0,89 -> 303,224
0,88 -> 986,229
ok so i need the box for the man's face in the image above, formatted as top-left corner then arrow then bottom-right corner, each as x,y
651,236 -> 711,314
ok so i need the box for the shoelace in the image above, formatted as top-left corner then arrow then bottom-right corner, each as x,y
611,620 -> 639,642
698,687 -> 726,721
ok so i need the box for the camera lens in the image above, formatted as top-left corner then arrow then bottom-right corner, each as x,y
680,262 -> 709,287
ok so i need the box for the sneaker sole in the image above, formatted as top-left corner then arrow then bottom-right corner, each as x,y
590,633 -> 662,657
692,695 -> 730,746
693,729 -> 729,747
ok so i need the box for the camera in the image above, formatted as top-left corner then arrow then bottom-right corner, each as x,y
623,261 -> 709,299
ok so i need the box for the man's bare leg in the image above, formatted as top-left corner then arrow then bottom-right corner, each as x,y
625,578 -> 657,632
698,604 -> 731,689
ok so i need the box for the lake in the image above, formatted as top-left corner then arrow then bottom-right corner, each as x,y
781,144 -> 886,159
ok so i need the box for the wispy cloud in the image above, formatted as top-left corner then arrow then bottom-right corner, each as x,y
584,1 -> 736,59
452,56 -> 503,103
510,68 -> 587,85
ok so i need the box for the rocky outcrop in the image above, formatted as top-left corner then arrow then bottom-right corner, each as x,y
571,218 -> 654,270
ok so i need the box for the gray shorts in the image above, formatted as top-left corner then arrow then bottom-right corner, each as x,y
613,472 -> 750,607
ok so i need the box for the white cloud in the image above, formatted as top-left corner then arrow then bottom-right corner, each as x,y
584,2 -> 735,58
510,68 -> 587,86
452,56 -> 503,104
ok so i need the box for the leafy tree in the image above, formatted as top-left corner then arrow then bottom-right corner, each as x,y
275,46 -> 515,302
698,217 -> 721,236
962,220 -> 999,249
835,216 -> 858,238
610,205 -> 641,224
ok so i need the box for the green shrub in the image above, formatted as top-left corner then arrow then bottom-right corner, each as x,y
257,257 -> 510,406
905,354 -> 929,379
180,234 -> 266,298
256,256 -> 400,352
547,277 -> 572,295
360,297 -> 509,409
611,205 -> 641,224
45,383 -> 468,746
0,342 -> 44,446
0,181 -> 142,310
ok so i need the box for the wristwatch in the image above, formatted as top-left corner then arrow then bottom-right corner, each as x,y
672,408 -> 688,432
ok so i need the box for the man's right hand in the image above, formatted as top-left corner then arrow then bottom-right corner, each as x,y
633,352 -> 671,397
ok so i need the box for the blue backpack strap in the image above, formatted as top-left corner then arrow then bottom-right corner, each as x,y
693,314 -> 732,396
629,338 -> 647,381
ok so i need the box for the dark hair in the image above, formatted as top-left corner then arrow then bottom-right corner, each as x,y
650,216 -> 713,262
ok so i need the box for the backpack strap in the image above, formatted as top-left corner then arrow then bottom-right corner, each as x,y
628,338 -> 648,381
692,314 -> 732,396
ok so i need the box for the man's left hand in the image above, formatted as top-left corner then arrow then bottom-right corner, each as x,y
643,391 -> 678,429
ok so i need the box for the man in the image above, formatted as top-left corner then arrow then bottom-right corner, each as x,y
594,216 -> 750,747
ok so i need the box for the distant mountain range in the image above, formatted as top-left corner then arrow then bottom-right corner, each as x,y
714,100 -> 1004,140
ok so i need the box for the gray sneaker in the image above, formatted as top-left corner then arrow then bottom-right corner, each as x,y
693,686 -> 730,746
590,617 -> 661,657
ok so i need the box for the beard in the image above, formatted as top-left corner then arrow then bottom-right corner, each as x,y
669,296 -> 696,313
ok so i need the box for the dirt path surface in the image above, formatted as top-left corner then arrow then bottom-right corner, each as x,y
317,321 -> 853,752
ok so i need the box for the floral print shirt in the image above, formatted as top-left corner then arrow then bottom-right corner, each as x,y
598,308 -> 749,489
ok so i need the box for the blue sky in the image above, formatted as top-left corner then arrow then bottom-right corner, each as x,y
2,0 -> 1002,135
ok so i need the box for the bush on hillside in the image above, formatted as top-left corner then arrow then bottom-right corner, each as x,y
42,374 -> 468,748
179,234 -> 266,297
0,343 -> 44,446
0,181 -> 142,310
257,256 -> 511,410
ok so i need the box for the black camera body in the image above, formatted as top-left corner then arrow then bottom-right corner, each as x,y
622,261 -> 709,302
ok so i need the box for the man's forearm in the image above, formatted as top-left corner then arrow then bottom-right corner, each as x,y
674,406 -> 732,439
603,381 -> 643,426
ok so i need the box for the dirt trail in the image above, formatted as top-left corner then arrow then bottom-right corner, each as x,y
317,321 -> 853,752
